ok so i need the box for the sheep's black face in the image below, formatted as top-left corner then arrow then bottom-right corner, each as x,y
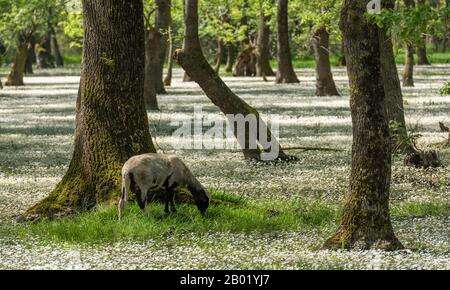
194,189 -> 209,214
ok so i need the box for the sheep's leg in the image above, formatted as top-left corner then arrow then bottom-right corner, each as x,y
169,190 -> 176,213
164,192 -> 170,214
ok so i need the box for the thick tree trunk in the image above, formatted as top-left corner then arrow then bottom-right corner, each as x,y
25,38 -> 36,75
164,25 -> 174,86
312,27 -> 339,96
225,43 -> 234,73
5,43 -> 28,86
256,3 -> 275,77
51,29 -> 64,67
23,0 -> 156,220
144,28 -> 160,110
402,44 -> 415,87
322,0 -> 403,251
214,37 -> 223,73
154,0 -> 170,94
275,0 -> 299,83
176,0 -> 290,161
36,30 -> 54,69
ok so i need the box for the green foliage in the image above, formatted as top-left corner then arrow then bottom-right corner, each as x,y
371,3 -> 449,45
439,82 -> 450,96
389,120 -> 422,152
61,2 -> 83,48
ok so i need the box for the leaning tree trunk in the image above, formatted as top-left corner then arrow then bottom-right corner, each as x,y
144,28 -> 160,110
154,0 -> 170,94
176,0 -> 290,161
402,44 -> 415,87
36,30 -> 54,69
256,2 -> 275,77
312,27 -> 339,96
25,38 -> 36,74
225,43 -> 235,73
164,25 -> 174,86
275,0 -> 299,83
322,0 -> 403,251
23,0 -> 156,220
5,43 -> 28,86
214,37 -> 223,73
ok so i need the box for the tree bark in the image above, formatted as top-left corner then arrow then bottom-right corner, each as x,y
402,44 -> 415,87
144,28 -> 160,110
176,0 -> 290,161
312,27 -> 339,96
417,37 -> 430,65
36,30 -> 54,69
51,28 -> 64,67
322,0 -> 403,251
25,38 -> 36,74
154,0 -> 170,94
23,0 -> 156,220
225,43 -> 235,73
164,25 -> 174,86
214,37 -> 223,73
339,39 -> 346,66
5,43 -> 28,86
275,0 -> 299,83
256,2 -> 275,77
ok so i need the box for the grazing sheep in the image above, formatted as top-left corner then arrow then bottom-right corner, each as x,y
118,153 -> 210,220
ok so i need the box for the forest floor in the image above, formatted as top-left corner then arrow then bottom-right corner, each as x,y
0,66 -> 449,269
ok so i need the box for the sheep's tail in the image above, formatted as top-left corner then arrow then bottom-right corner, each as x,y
118,172 -> 131,221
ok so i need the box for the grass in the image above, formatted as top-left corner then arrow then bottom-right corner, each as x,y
7,188 -> 449,245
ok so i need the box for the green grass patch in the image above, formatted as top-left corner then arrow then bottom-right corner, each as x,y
6,189 -> 450,245
62,53 -> 82,65
12,191 -> 339,244
391,201 -> 450,218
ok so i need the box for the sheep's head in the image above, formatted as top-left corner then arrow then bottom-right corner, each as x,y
192,187 -> 210,214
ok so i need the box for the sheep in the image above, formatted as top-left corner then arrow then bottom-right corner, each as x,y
118,153 -> 210,220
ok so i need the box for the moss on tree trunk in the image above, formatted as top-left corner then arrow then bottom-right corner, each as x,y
322,0 -> 403,251
23,0 -> 156,221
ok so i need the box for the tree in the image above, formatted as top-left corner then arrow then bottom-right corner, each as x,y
275,0 -> 299,83
23,0 -> 156,220
256,0 -> 275,77
322,0 -> 403,251
176,0 -> 290,161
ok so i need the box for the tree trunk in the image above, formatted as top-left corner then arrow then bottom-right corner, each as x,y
214,37 -> 223,73
5,43 -> 28,86
25,38 -> 36,74
176,0 -> 290,161
144,28 -> 160,110
36,30 -> 54,69
312,27 -> 339,96
402,44 -> 415,87
256,2 -> 275,77
23,0 -> 156,220
322,0 -> 403,251
225,43 -> 234,73
164,25 -> 174,86
51,28 -> 64,67
154,0 -> 170,94
339,39 -> 346,66
417,38 -> 430,65
275,0 -> 299,83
